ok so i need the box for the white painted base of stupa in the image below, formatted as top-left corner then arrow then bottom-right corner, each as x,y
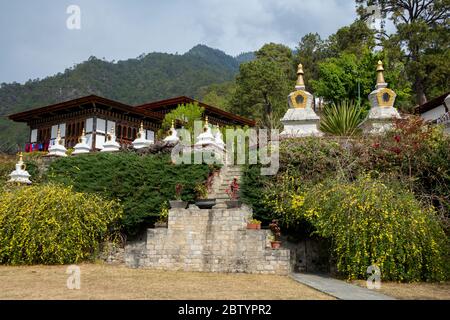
9,168 -> 32,184
361,106 -> 401,134
193,143 -> 225,164
47,145 -> 67,157
101,142 -> 121,152
132,139 -> 152,149
72,143 -> 91,155
280,108 -> 323,137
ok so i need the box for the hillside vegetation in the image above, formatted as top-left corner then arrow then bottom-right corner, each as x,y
0,45 -> 254,153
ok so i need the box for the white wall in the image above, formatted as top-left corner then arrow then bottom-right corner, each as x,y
421,105 -> 446,122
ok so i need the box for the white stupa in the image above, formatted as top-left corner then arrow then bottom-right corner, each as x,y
195,116 -> 216,147
132,122 -> 152,149
163,120 -> 180,144
101,127 -> 121,152
47,128 -> 67,157
361,60 -> 401,133
72,128 -> 91,155
280,64 -> 322,137
8,153 -> 31,184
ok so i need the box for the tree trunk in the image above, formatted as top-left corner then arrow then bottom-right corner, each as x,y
414,74 -> 427,106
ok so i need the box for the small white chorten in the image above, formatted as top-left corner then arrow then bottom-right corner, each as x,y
195,116 -> 216,147
72,128 -> 91,155
163,120 -> 180,144
47,128 -> 67,157
132,122 -> 152,149
361,60 -> 401,133
280,64 -> 322,137
8,153 -> 31,184
101,127 -> 121,152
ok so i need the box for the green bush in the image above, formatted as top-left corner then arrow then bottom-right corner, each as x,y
45,152 -> 216,234
302,176 -> 449,282
0,184 -> 122,265
319,100 -> 366,136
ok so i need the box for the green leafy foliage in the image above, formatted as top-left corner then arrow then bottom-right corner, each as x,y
160,102 -> 205,134
0,184 -> 122,265
44,152 -> 214,235
0,45 -> 243,153
302,176 -> 449,281
319,100 -> 366,136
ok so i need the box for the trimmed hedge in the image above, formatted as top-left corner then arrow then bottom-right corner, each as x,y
0,184 -> 122,265
45,152 -> 216,235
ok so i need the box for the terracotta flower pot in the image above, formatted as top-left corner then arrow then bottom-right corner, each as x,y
270,241 -> 281,249
247,223 -> 261,230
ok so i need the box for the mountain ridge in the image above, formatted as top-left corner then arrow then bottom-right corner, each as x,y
0,45 -> 255,153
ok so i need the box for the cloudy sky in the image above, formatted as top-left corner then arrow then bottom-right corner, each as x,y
0,0 -> 358,84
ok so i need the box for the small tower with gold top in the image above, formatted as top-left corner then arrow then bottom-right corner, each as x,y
132,122 -> 152,149
72,128 -> 91,155
101,127 -> 121,152
8,152 -> 32,184
280,63 -> 322,137
47,128 -> 68,157
163,120 -> 180,144
361,60 -> 401,134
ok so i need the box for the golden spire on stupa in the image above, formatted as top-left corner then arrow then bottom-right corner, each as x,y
204,116 -> 209,129
376,60 -> 386,88
295,63 -> 305,90
18,152 -> 23,163
56,128 -> 61,145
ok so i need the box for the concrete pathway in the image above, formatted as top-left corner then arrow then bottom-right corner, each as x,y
290,273 -> 395,300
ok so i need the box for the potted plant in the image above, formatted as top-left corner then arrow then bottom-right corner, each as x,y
269,219 -> 281,249
169,183 -> 188,209
154,201 -> 169,228
194,182 -> 216,209
225,177 -> 242,208
247,218 -> 261,230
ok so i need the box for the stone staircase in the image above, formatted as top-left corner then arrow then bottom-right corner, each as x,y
209,165 -> 243,203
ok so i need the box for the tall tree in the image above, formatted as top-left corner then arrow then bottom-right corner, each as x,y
356,0 -> 450,105
230,44 -> 294,128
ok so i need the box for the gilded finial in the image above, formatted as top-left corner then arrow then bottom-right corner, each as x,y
171,120 -> 175,129
19,152 -> 23,163
140,122 -> 144,130
205,116 -> 209,126
296,63 -> 305,90
81,128 -> 85,137
376,60 -> 386,86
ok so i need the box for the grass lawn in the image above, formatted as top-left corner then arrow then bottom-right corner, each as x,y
351,280 -> 450,300
0,263 -> 334,300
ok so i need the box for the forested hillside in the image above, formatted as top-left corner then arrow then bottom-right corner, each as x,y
0,45 -> 253,152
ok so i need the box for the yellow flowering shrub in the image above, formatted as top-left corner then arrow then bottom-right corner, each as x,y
0,184 -> 123,265
302,176 -> 449,281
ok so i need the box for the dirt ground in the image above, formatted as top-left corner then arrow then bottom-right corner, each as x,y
0,263 -> 334,300
351,280 -> 450,300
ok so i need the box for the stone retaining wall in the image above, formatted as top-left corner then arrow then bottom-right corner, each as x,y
125,204 -> 290,275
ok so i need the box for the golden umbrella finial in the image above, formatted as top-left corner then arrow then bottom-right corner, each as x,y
376,60 -> 385,85
140,121 -> 144,131
296,63 -> 305,89
171,120 -> 175,129
78,128 -> 85,143
19,152 -> 23,163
